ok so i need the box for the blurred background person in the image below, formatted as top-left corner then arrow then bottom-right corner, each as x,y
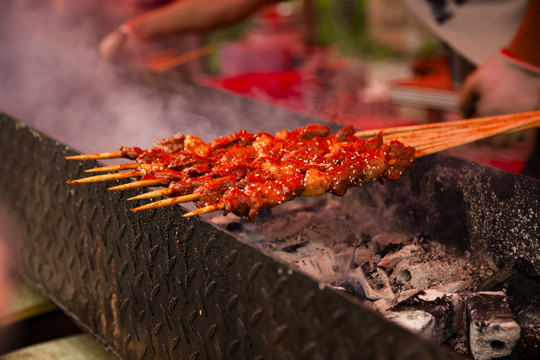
97,0 -> 247,76
403,0 -> 540,178
99,0 -> 280,68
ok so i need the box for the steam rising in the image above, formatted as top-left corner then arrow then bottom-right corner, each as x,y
0,2 -> 210,153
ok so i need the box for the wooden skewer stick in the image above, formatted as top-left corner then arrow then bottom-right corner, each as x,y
386,120 -> 510,144
127,187 -> 174,201
403,124 -> 508,148
183,203 -> 225,217
85,163 -> 139,173
354,110 -> 540,139
380,118 -> 528,146
67,171 -> 141,184
65,152 -> 123,160
415,116 -> 540,157
108,179 -> 168,191
146,44 -> 213,73
362,112 -> 540,156
131,193 -> 201,213
146,48 -> 178,63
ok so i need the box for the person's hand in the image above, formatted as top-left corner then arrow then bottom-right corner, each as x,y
459,50 -> 540,146
99,21 -> 157,66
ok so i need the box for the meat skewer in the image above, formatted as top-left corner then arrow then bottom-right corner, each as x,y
66,111 -> 540,221
69,125 -> 415,221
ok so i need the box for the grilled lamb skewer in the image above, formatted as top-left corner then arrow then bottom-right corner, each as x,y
66,111 -> 540,221
131,139 -> 414,221
67,124 -> 416,221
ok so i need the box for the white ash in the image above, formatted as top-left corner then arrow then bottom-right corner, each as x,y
378,244 -> 424,270
212,195 -> 493,301
467,291 -> 521,360
292,247 -> 339,284
385,311 -> 436,340
209,195 -> 529,357
389,252 -> 474,291
364,268 -> 396,302
341,267 -> 396,302
387,290 -> 465,344
431,280 -> 472,294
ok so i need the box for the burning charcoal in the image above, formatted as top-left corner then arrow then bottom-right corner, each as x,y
293,248 -> 339,284
466,291 -> 521,360
385,310 -> 436,340
366,268 -> 396,302
476,257 -> 540,316
432,280 -> 471,294
396,289 -> 423,303
391,289 -> 464,343
377,244 -> 424,270
353,247 -> 375,272
389,252 -> 470,291
346,267 -> 395,302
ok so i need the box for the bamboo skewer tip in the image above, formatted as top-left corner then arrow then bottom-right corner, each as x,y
127,188 -> 174,201
130,193 -> 202,213
67,171 -> 141,184
107,179 -> 167,191
84,163 -> 139,173
183,203 -> 225,218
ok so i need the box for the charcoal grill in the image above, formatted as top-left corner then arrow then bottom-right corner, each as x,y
0,81 -> 538,359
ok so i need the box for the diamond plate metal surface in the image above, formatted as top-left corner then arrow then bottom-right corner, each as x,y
3,111 -> 538,359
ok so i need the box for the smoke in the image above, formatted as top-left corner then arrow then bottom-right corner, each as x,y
0,1 -> 207,153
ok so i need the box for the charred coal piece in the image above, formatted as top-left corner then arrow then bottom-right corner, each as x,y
385,310 -> 437,340
389,252 -> 468,291
340,267 -> 396,303
389,289 -> 464,343
466,291 -> 521,360
377,244 -> 424,270
476,257 -> 540,315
